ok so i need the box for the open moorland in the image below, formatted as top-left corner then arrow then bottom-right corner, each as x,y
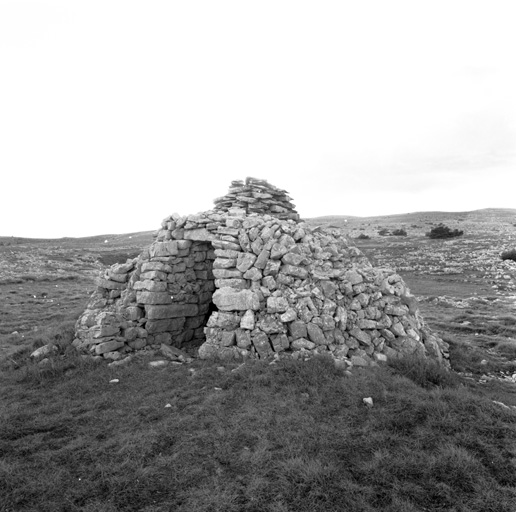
1,209 -> 516,511
0,231 -> 154,361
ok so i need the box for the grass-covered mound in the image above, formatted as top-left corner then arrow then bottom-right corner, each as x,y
1,353 -> 515,512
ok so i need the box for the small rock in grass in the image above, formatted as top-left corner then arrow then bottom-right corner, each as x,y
108,356 -> 133,368
160,343 -> 193,363
30,344 -> 58,359
363,397 -> 374,407
149,360 -> 169,368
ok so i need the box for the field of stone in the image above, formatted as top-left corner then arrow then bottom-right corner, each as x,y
308,208 -> 516,299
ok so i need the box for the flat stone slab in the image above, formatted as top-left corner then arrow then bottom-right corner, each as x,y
145,304 -> 199,319
149,241 -> 179,258
184,228 -> 216,241
146,317 -> 186,334
95,340 -> 125,355
212,288 -> 260,311
136,291 -> 174,305
95,278 -> 126,290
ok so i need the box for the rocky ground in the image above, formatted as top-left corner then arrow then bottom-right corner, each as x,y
0,232 -> 154,359
308,208 -> 516,296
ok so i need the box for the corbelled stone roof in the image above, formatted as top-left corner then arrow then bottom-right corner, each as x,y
74,178 -> 449,368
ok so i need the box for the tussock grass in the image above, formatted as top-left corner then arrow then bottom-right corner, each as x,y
1,355 -> 515,511
388,354 -> 461,388
2,320 -> 77,372
495,339 -> 516,359
445,334 -> 490,373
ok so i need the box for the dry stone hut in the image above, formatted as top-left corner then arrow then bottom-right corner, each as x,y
74,177 -> 449,367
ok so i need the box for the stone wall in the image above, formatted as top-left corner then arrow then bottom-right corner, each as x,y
74,178 -> 449,368
74,234 -> 215,360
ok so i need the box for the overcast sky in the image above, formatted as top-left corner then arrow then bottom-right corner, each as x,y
1,0 -> 515,238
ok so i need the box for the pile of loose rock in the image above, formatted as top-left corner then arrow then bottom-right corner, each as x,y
74,178 -> 449,367
213,177 -> 299,222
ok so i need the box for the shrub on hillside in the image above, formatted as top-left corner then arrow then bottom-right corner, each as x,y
425,223 -> 464,239
392,229 -> 407,236
501,249 -> 516,262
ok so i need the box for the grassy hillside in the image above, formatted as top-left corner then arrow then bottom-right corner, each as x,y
1,209 -> 516,511
1,351 -> 515,511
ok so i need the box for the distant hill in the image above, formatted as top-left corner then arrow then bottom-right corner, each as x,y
306,208 -> 516,230
2,209 -> 515,245
0,231 -> 155,249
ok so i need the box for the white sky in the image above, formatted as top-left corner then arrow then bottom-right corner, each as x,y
1,0 -> 515,238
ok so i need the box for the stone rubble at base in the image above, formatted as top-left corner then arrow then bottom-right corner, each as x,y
73,177 -> 449,368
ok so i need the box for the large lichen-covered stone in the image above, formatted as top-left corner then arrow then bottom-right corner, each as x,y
266,296 -> 289,313
149,241 -> 179,258
95,340 -> 125,355
212,288 -> 260,311
184,228 -> 216,241
146,317 -> 186,334
240,310 -> 255,330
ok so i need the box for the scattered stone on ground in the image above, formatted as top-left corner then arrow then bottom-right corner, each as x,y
30,344 -> 58,359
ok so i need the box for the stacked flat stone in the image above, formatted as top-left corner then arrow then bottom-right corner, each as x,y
213,177 -> 300,222
74,224 -> 216,360
74,179 -> 449,368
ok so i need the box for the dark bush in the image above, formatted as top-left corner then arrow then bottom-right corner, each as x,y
425,224 -> 464,239
501,249 -> 516,262
392,229 -> 407,236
